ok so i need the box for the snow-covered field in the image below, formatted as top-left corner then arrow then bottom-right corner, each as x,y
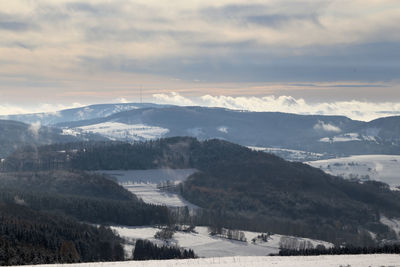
307,155 -> 400,189
99,169 -> 197,184
319,132 -> 377,143
111,226 -> 333,259
98,169 -> 198,208
248,146 -> 325,161
63,122 -> 169,141
12,254 -> 400,267
122,183 -> 197,208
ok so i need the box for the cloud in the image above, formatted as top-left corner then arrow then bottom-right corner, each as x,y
245,14 -> 320,28
0,21 -> 32,31
114,97 -> 129,103
313,121 -> 341,133
153,92 -> 195,106
152,92 -> 400,121
0,103 -> 84,116
28,121 -> 41,139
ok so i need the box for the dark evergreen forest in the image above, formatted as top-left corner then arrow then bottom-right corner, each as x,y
3,137 -> 400,247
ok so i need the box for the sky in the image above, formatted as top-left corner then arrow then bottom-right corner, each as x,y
0,0 -> 399,120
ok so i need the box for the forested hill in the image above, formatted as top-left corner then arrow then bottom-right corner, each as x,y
0,171 -> 135,201
0,169 -> 170,264
0,119 -> 105,158
0,170 -> 170,226
0,202 -> 124,265
3,137 -> 400,245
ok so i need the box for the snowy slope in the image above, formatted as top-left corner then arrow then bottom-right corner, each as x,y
98,169 -> 198,208
64,122 -> 169,141
248,146 -> 325,161
307,155 -> 400,189
111,226 -> 333,259
99,169 -> 197,184
13,254 -> 400,267
122,183 -> 197,208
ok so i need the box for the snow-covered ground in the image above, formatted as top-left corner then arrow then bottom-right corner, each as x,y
98,169 -> 198,208
99,169 -> 197,184
111,226 -> 333,259
319,133 -> 361,142
63,122 -> 169,141
12,254 -> 400,267
248,146 -> 325,161
307,155 -> 400,189
319,132 -> 377,143
122,183 -> 197,208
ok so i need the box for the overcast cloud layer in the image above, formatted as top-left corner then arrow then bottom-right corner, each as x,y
0,0 -> 399,109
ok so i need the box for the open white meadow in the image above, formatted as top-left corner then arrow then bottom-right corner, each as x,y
122,183 -> 197,208
98,169 -> 198,208
63,122 -> 169,141
110,226 -> 333,259
11,254 -> 400,267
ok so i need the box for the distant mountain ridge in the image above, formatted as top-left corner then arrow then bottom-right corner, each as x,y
0,103 -> 168,125
2,104 -> 400,158
56,106 -> 400,158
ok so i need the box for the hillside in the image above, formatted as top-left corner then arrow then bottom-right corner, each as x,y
0,170 -> 135,200
0,170 -> 170,226
0,119 -> 105,158
4,137 -> 400,245
0,202 -> 124,265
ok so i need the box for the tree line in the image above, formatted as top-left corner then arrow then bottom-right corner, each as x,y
133,240 -> 195,260
278,243 -> 400,256
0,202 -> 124,265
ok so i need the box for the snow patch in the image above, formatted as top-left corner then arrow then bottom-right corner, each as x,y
319,133 -> 361,142
217,126 -> 228,134
248,146 -> 324,161
307,155 -> 400,189
123,182 -> 197,208
64,122 -> 169,141
61,128 -> 80,137
319,133 -> 379,143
